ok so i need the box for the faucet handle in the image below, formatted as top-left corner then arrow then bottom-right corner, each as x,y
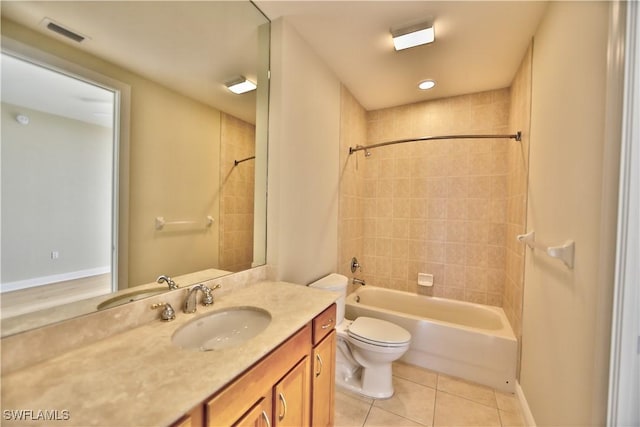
350,257 -> 361,273
201,284 -> 221,306
151,302 -> 176,321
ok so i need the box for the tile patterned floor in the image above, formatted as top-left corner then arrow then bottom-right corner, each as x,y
334,362 -> 527,427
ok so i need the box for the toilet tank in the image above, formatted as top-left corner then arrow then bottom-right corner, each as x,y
308,273 -> 348,324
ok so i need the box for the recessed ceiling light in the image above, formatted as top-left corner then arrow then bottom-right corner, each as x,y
225,76 -> 257,94
418,80 -> 436,90
391,21 -> 435,51
16,114 -> 30,125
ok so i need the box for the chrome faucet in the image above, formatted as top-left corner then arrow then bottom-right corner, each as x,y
353,277 -> 366,286
151,302 -> 176,321
183,284 -> 221,313
157,275 -> 178,290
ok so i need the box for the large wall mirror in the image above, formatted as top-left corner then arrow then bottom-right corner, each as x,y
0,1 -> 270,336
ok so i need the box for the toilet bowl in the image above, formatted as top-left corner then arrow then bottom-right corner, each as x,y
309,274 -> 411,399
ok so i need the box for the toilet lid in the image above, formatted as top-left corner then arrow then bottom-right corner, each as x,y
347,317 -> 411,345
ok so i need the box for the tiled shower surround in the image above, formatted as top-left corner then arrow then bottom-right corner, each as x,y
338,48 -> 531,340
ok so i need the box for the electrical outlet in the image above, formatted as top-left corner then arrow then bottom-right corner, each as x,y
51,251 -> 59,260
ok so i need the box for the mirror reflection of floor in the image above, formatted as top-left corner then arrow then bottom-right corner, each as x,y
1,273 -> 111,319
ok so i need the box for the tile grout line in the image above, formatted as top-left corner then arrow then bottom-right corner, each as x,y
361,397 -> 374,427
435,389 -> 501,412
432,374 -> 440,427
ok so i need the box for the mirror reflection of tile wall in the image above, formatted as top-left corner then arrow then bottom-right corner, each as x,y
219,113 -> 256,272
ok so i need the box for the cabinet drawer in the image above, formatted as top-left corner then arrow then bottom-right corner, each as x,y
312,304 -> 336,345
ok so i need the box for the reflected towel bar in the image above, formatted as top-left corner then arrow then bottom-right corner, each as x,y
155,216 -> 214,231
348,131 -> 522,155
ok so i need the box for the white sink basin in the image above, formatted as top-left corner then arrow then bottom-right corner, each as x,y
172,307 -> 271,351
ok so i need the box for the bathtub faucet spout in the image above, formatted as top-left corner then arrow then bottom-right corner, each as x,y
353,277 -> 366,287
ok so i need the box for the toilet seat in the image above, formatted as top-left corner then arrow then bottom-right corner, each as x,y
347,317 -> 411,348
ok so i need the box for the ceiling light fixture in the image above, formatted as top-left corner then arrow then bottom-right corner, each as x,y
418,80 -> 436,90
16,114 -> 30,125
391,21 -> 435,51
225,76 -> 257,94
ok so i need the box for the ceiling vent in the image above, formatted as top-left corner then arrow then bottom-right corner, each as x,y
41,18 -> 87,43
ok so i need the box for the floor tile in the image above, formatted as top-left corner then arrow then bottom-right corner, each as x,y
393,361 -> 438,388
364,407 -> 424,427
437,375 -> 497,408
373,377 -> 436,426
334,390 -> 372,427
433,391 -> 501,427
499,409 -> 526,427
495,391 -> 522,414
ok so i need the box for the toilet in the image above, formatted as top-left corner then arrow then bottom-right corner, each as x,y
309,274 -> 411,399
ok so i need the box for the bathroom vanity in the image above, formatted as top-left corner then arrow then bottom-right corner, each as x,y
0,282 -> 338,427
178,304 -> 337,427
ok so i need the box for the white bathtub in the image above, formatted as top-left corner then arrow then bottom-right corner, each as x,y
345,287 -> 517,392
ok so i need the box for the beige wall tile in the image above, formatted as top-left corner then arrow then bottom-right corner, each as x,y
339,84 -> 527,319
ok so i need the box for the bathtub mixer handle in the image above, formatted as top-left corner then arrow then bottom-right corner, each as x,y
350,257 -> 361,273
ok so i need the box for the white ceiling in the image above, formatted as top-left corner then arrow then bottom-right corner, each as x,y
2,52 -> 115,127
255,1 -> 548,111
1,1 -> 549,119
1,1 -> 267,124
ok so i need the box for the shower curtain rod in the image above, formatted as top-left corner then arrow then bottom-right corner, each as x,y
348,131 -> 522,155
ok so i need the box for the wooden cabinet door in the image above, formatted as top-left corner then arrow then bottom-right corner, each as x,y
274,356 -> 310,427
235,395 -> 272,427
171,404 -> 204,427
206,326 -> 311,427
311,331 -> 336,427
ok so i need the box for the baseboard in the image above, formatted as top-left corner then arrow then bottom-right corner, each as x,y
1,266 -> 111,293
516,381 -> 537,426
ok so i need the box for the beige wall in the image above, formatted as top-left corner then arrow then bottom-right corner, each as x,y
128,79 -> 220,287
356,90 -> 512,305
220,113 -> 255,272
2,19 -> 222,288
267,18 -> 341,284
504,46 -> 533,356
520,2 -> 617,425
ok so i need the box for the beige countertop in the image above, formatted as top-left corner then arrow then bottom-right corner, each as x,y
1,268 -> 233,336
1,281 -> 338,427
